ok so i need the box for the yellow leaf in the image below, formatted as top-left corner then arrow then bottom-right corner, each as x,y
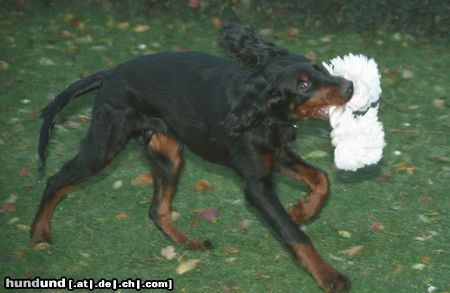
16,224 -> 29,231
421,256 -> 432,264
34,242 -> 51,251
134,25 -> 150,33
340,245 -> 364,257
16,249 -> 26,260
394,161 -> 416,174
337,230 -> 352,238
194,179 -> 213,192
176,259 -> 201,275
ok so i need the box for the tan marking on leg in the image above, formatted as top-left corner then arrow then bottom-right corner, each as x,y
282,165 -> 329,224
31,185 -> 78,243
149,134 -> 211,250
291,243 -> 351,292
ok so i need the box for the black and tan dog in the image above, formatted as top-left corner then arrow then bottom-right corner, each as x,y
31,23 -> 353,292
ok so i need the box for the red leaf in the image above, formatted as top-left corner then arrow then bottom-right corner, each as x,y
19,167 -> 29,176
0,203 -> 16,213
368,221 -> 384,232
200,207 -> 219,222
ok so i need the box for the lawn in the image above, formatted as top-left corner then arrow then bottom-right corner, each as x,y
0,4 -> 449,293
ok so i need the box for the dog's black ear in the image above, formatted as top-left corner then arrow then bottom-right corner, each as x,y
219,23 -> 288,68
222,76 -> 286,136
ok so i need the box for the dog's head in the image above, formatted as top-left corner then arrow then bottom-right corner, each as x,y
220,23 -> 353,136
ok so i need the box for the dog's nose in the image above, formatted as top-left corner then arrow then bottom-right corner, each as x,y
341,80 -> 353,99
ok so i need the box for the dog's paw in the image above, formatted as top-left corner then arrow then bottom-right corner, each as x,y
322,272 -> 351,293
287,203 -> 306,225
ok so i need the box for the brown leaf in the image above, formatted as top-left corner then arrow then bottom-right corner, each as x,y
368,221 -> 384,232
0,203 -> 16,213
131,173 -> 153,186
394,161 -> 416,174
287,27 -> 300,38
194,179 -> 213,192
212,17 -> 221,28
115,213 -> 129,220
421,256 -> 432,264
224,246 -> 240,254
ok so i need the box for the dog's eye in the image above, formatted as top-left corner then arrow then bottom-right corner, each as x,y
298,81 -> 311,92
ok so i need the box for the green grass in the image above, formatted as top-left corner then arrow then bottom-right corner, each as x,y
1,5 -> 449,293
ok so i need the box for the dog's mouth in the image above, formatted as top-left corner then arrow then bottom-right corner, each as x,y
311,106 -> 330,120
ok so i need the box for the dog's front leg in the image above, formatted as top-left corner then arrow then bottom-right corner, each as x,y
276,149 -> 330,224
243,175 -> 350,292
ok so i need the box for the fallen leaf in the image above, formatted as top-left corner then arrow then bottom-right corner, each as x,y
200,207 -> 219,222
115,213 -> 129,220
113,180 -> 123,189
224,246 -> 240,254
421,256 -> 432,264
34,242 -> 51,251
134,24 -> 150,33
360,267 -> 375,276
161,246 -> 177,260
259,28 -> 273,37
212,17 -> 221,28
19,167 -> 29,176
194,179 -> 213,192
401,69 -> 414,80
176,259 -> 201,275
239,219 -> 252,230
415,235 -> 432,241
131,173 -> 153,186
340,245 -> 364,257
117,22 -> 129,29
189,0 -> 201,9
420,195 -> 433,204
394,161 -> 416,174
337,230 -> 351,238
411,263 -> 426,270
0,60 -> 9,70
287,27 -> 300,37
16,224 -> 29,231
39,57 -> 56,66
16,249 -> 26,260
368,221 -> 384,232
433,97 -> 445,108
305,150 -> 327,159
254,273 -> 272,280
171,211 -> 181,222
0,203 -> 16,213
418,214 -> 432,224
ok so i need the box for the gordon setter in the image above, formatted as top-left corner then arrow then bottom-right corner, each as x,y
31,23 -> 353,292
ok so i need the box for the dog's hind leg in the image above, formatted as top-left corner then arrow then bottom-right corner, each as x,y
146,133 -> 213,250
31,104 -> 136,244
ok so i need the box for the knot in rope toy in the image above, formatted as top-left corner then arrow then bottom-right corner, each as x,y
323,54 -> 385,171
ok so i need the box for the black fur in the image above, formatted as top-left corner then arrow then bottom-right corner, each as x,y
31,23 -> 354,292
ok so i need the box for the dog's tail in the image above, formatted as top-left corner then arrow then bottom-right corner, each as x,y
38,70 -> 108,171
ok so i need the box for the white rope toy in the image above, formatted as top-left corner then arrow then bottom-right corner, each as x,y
322,54 -> 385,171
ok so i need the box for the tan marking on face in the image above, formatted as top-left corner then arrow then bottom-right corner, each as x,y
291,85 -> 350,120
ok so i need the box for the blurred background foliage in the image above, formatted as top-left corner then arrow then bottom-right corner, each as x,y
4,0 -> 449,37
